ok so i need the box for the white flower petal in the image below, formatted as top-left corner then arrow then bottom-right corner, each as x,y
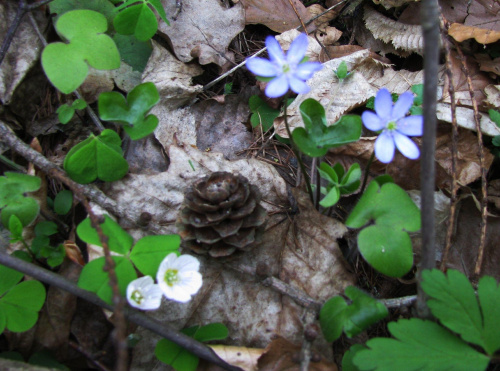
179,271 -> 203,295
396,116 -> 423,136
173,254 -> 200,272
294,62 -> 323,80
392,92 -> 414,120
265,74 -> 289,98
362,111 -> 385,132
374,132 -> 395,163
288,75 -> 310,95
127,276 -> 162,310
286,33 -> 308,65
393,131 -> 420,159
374,88 -> 393,121
246,58 -> 278,77
168,285 -> 192,303
266,36 -> 286,65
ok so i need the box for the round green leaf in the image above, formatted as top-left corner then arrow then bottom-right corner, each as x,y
320,296 -> 348,342
130,235 -> 180,276
0,261 -> 24,297
76,215 -> 133,255
358,226 -> 413,277
194,323 -> 229,342
54,190 -> 73,215
112,34 -> 152,72
1,197 -> 40,227
113,3 -> 158,41
56,104 -> 75,124
319,186 -> 340,208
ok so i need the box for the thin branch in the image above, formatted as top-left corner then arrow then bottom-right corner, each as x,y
417,0 -> 440,318
0,251 -> 242,371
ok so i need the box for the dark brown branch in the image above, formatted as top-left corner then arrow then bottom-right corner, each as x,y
0,252 -> 242,371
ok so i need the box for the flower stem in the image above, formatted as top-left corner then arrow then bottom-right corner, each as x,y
360,150 -> 375,194
283,95 -> 314,202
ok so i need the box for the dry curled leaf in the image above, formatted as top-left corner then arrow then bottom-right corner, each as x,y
364,5 -> 424,54
372,0 -> 415,9
276,30 -> 322,62
204,345 -> 264,371
475,54 -> 500,77
307,4 -> 341,31
485,85 -> 500,108
448,23 -> 500,44
158,0 -> 245,68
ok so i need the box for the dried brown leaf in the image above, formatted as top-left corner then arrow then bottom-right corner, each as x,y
157,0 -> 244,68
205,345 -> 263,371
355,21 -> 411,57
363,5 -> 424,54
485,85 -> 500,108
241,0 -> 315,33
448,23 -> 500,44
307,4 -> 341,31
436,103 -> 500,137
276,30 -> 322,62
371,0 -> 415,10
475,54 -> 500,77
319,45 -> 390,63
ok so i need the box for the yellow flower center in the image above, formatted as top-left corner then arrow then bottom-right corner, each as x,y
387,121 -> 397,130
164,269 -> 179,287
131,289 -> 144,304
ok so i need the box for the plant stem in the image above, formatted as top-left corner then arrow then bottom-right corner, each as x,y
282,95 -> 314,202
360,150 -> 375,194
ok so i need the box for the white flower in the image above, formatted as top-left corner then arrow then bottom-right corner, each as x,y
126,276 -> 163,310
156,253 -> 203,303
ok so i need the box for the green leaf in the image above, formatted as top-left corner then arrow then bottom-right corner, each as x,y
353,319 -> 490,371
41,10 -> 120,94
112,34 -> 152,72
148,0 -> 170,26
98,82 -> 159,140
0,259 -> 24,297
155,338 -> 199,371
78,256 -> 137,304
76,215 -> 133,255
318,162 -> 339,184
249,95 -> 280,132
8,215 -> 23,240
54,190 -> 73,215
345,181 -> 420,277
336,61 -> 348,80
488,109 -> 500,127
35,221 -> 58,237
29,350 -> 70,370
0,311 -> 5,335
342,345 -> 364,371
194,323 -> 229,342
320,287 -> 388,342
45,245 -> 66,268
340,163 -> 361,194
319,186 -> 340,208
63,129 -> 129,184
1,197 -> 40,228
48,0 -> 116,28
113,3 -> 158,41
0,280 -> 46,333
492,135 -> 500,147
0,173 -> 41,227
130,235 -> 180,276
411,84 -> 423,106
422,269 -> 500,355
56,104 -> 76,124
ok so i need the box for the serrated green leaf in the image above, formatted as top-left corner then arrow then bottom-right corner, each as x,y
78,256 -> 137,304
54,190 -> 73,215
113,3 -> 158,41
488,109 -> 500,127
112,34 -> 152,72
98,82 -> 159,140
76,215 -> 133,255
63,129 -> 129,184
130,235 -> 180,276
249,95 -> 280,132
42,10 -> 120,94
0,280 -> 46,333
353,319 -> 490,371
194,323 -> 229,342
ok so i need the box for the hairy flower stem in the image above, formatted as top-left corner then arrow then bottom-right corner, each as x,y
283,95 -> 314,202
360,150 -> 375,194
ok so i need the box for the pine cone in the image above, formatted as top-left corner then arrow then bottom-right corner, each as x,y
176,172 -> 267,257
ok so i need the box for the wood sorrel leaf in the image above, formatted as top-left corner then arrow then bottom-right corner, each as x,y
353,319 -> 490,371
63,129 -> 129,184
0,173 -> 41,227
98,82 -> 160,140
53,190 -> 73,215
77,215 -> 134,255
130,235 -> 180,276
345,180 -> 420,277
422,269 -> 500,355
113,2 -> 158,41
249,95 -> 280,132
41,10 -> 120,94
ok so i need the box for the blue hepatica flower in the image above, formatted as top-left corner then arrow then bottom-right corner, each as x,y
362,88 -> 423,163
246,33 -> 323,98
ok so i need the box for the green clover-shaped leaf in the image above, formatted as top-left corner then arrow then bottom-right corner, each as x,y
249,95 -> 280,132
56,99 -> 87,124
63,129 -> 129,184
41,10 -> 120,94
293,99 -> 362,157
114,0 -> 169,41
0,173 -> 41,227
345,180 -> 420,277
130,235 -> 180,276
98,82 -> 159,140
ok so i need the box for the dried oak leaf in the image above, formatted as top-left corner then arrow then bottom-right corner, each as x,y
371,0 -> 415,10
257,337 -> 338,371
364,5 -> 424,55
241,0 -> 315,33
0,1 -> 47,104
448,23 -> 500,44
355,20 -> 411,57
157,0 -> 244,68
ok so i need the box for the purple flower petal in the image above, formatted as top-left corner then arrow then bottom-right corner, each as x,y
392,92 -> 414,120
287,33 -> 308,65
397,115 -> 423,136
265,74 -> 289,98
374,131 -> 395,163
362,111 -> 385,132
393,131 -> 420,159
295,62 -> 323,80
289,75 -> 310,95
266,36 -> 286,65
374,88 -> 393,121
246,58 -> 278,77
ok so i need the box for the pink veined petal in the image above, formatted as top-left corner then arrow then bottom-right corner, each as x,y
397,115 -> 423,136
174,254 -> 200,272
393,131 -> 420,159
246,58 -> 278,77
362,111 -> 386,131
374,88 -> 393,121
265,74 -> 289,98
295,62 -> 323,80
392,92 -> 414,120
374,131 -> 396,163
266,36 -> 286,65
288,75 -> 310,95
286,33 -> 308,65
